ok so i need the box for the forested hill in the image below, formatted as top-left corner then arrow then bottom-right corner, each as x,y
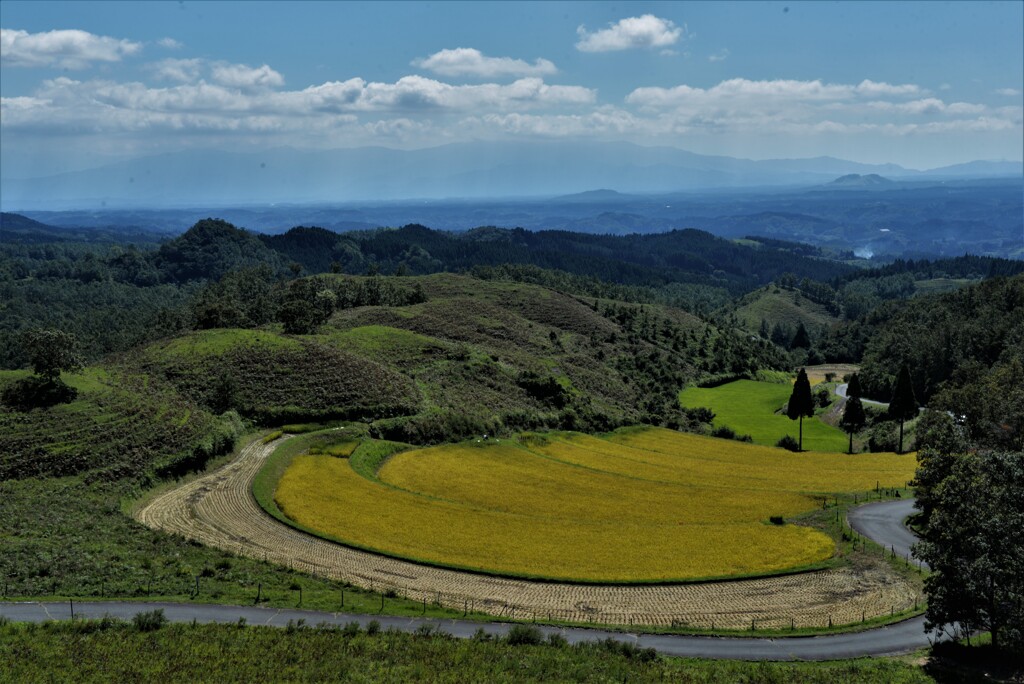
851,274 -> 1024,450
261,223 -> 855,293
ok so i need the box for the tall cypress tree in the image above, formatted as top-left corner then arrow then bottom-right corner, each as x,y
840,396 -> 867,454
847,372 -> 863,399
789,322 -> 811,350
786,368 -> 815,451
888,364 -> 919,453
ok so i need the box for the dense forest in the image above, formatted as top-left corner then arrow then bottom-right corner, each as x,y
4,216 -> 1022,371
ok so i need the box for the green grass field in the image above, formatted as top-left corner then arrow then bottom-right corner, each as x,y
0,620 -> 938,684
679,380 -> 850,452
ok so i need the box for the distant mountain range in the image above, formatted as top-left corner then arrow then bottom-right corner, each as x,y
2,140 -> 1020,209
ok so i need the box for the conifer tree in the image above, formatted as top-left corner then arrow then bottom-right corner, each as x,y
840,396 -> 866,453
786,368 -> 815,451
888,364 -> 919,453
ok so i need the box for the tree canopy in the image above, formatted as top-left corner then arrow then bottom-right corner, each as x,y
914,449 -> 1024,653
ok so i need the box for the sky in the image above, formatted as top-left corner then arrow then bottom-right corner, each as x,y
1,0 -> 1022,178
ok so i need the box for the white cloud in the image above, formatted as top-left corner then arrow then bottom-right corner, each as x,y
995,88 -> 1021,96
0,73 -> 597,137
576,15 -> 683,52
311,76 -> 595,111
210,63 -> 284,89
148,58 -> 203,83
1,28 -> 142,69
708,48 -> 729,63
412,48 -> 556,78
157,37 -> 182,50
627,78 -> 922,108
854,79 -> 922,97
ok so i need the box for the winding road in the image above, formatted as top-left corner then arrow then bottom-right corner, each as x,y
1,498 -> 942,660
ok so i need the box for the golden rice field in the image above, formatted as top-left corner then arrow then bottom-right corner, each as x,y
275,427 -> 916,583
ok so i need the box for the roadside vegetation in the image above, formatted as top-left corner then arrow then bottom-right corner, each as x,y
0,619 -> 939,684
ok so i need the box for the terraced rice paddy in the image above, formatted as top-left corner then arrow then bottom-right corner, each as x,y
275,427 -> 916,583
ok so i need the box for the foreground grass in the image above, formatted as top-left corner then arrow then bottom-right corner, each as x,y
679,379 -> 851,452
0,620 -> 936,684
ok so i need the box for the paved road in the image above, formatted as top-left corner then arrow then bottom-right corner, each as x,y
848,498 -> 925,568
1,500 -> 944,661
835,383 -> 888,407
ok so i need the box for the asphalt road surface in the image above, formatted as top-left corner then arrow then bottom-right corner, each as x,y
1,500 -> 945,661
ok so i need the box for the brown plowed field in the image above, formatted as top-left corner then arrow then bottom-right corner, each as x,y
135,437 -> 918,629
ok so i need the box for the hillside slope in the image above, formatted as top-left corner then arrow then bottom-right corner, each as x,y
130,273 -> 785,440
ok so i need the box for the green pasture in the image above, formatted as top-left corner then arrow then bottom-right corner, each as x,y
679,379 -> 850,452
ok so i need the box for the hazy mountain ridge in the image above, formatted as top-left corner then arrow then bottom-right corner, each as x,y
3,141 -> 1020,210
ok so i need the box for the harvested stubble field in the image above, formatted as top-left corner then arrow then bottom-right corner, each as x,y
136,432 -> 920,629
278,428 -> 915,583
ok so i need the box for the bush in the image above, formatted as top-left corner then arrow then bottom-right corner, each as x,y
546,632 -> 568,648
366,620 -> 380,635
710,425 -> 753,443
769,516 -> 785,525
867,422 -> 898,452
776,435 -> 800,452
814,387 -> 831,408
1,376 -> 78,410
711,425 -> 737,440
132,609 -> 167,632
506,624 -> 544,646
414,623 -> 439,638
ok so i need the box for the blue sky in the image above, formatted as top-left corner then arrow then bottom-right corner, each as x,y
2,1 -> 1022,177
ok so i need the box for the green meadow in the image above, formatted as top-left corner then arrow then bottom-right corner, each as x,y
679,379 -> 849,452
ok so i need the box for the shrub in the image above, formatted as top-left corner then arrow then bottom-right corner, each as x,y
769,516 -> 785,525
132,609 -> 167,632
546,632 -> 568,648
340,621 -> 360,637
814,387 -> 831,408
506,624 -> 544,646
471,627 -> 493,642
414,623 -> 439,638
776,435 -> 800,452
867,422 -> 898,452
366,620 -> 380,635
711,425 -> 753,442
262,430 -> 283,444
1,376 -> 78,410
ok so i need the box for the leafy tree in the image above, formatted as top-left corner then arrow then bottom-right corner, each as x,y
915,450 -> 1023,653
24,329 -> 83,383
1,329 -> 84,409
888,364 -> 919,453
786,368 -> 815,451
839,396 -> 866,454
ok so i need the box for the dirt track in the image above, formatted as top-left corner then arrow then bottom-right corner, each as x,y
135,436 -> 918,629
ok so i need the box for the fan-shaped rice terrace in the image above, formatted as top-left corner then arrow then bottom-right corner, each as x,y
274,427 -> 916,583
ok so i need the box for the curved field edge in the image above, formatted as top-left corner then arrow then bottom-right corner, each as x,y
252,430 -> 411,530
257,429 -> 886,586
132,431 -> 923,635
